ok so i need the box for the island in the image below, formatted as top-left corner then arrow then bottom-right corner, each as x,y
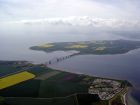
30,40 -> 140,55
0,61 -> 132,105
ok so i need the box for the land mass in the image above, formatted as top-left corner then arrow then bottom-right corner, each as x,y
0,61 -> 131,105
30,39 -> 140,55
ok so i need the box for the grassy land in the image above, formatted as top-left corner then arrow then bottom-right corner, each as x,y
0,65 -> 21,77
0,79 -> 41,97
93,100 -> 109,105
4,94 -> 100,105
0,61 -> 131,105
0,97 -> 4,105
35,71 -> 60,80
30,40 -> 140,55
38,72 -> 89,98
5,96 -> 78,105
0,64 -> 90,98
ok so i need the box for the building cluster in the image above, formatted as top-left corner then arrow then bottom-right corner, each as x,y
88,79 -> 122,100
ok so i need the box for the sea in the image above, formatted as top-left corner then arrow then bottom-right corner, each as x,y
0,29 -> 140,104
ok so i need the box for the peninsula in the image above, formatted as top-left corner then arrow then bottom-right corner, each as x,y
0,61 -> 131,105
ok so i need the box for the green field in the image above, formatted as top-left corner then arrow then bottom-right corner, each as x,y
0,63 -> 21,77
39,77 -> 89,97
30,40 -> 140,55
0,61 -> 130,105
35,71 -> 60,80
5,96 -> 78,105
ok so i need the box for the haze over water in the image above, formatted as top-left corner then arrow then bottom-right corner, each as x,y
0,29 -> 140,104
1,0 -> 140,105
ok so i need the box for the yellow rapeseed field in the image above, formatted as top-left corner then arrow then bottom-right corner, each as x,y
96,47 -> 106,51
0,71 -> 35,90
66,44 -> 88,48
39,43 -> 54,48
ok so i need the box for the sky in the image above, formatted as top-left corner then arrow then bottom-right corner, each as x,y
0,0 -> 140,40
0,0 -> 140,21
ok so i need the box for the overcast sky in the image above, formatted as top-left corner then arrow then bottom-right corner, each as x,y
0,0 -> 140,40
0,0 -> 140,21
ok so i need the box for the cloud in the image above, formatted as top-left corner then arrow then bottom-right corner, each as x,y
0,0 -> 140,21
1,0 -> 140,40
1,16 -> 140,41
8,16 -> 140,31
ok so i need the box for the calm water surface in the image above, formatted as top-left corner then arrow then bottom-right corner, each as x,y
0,35 -> 140,104
50,49 -> 140,104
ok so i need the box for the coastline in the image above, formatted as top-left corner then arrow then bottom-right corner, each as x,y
49,66 -> 132,105
123,93 -> 127,105
124,87 -> 131,105
125,88 -> 139,105
0,60 -> 138,105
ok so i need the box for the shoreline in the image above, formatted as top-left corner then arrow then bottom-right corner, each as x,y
49,66 -> 133,86
123,87 -> 131,105
0,60 -> 137,105
125,88 -> 139,105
